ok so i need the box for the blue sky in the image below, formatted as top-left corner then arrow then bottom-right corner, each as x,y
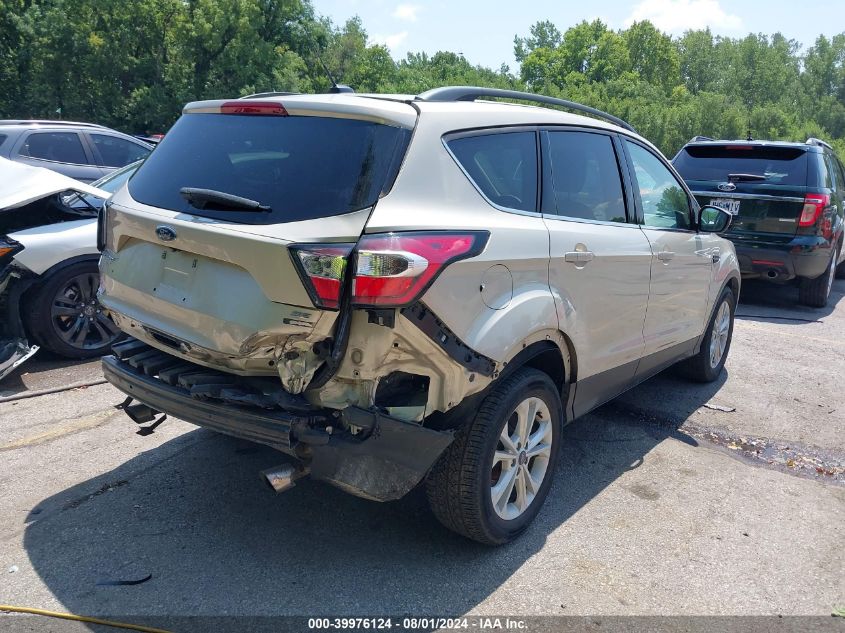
312,0 -> 845,71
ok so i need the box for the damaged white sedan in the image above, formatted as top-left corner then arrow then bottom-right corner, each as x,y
0,157 -> 130,380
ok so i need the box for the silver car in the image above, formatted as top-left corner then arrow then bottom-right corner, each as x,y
97,87 -> 740,544
0,120 -> 151,182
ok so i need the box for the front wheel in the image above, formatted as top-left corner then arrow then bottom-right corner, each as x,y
679,286 -> 735,383
426,368 -> 563,545
25,260 -> 123,359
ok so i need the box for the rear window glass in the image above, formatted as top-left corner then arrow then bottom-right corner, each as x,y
447,132 -> 538,212
673,145 -> 808,185
128,113 -> 410,224
0,134 -> 6,147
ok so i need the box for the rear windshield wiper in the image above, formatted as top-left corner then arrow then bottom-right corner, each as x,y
179,187 -> 271,212
728,173 -> 767,183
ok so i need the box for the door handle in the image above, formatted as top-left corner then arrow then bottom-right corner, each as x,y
564,251 -> 595,264
657,250 -> 675,262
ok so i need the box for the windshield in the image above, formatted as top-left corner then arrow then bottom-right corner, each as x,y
127,113 -> 410,224
64,160 -> 142,213
673,145 -> 808,185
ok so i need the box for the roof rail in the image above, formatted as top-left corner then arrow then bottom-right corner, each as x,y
416,86 -> 636,133
238,91 -> 300,99
690,135 -> 714,142
806,137 -> 833,150
0,119 -> 106,129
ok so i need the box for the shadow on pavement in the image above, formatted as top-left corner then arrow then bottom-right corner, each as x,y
734,277 -> 844,324
17,375 -> 725,627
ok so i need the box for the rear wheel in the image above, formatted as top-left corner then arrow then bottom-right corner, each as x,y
25,260 -> 123,359
798,249 -> 837,308
425,368 -> 562,545
835,244 -> 845,279
679,287 -> 735,383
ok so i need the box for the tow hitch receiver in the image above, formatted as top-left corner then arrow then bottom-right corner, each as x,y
115,396 -> 168,436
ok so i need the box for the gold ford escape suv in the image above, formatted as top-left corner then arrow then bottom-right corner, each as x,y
98,87 -> 740,544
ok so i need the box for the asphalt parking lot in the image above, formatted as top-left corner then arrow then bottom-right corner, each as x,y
1,279 -> 843,626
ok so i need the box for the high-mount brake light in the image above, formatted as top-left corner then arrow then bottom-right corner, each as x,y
290,244 -> 354,309
799,193 -> 830,228
352,232 -> 489,307
220,101 -> 288,116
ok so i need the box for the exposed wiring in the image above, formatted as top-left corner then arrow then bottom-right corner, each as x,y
0,604 -> 171,633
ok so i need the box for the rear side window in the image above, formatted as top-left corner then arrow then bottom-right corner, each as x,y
447,131 -> 538,212
20,131 -> 88,164
673,145 -> 808,185
0,134 -> 6,148
546,131 -> 627,222
90,134 -> 150,167
128,113 -> 410,224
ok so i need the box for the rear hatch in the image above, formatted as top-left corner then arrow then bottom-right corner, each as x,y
673,144 -> 809,237
98,95 -> 415,385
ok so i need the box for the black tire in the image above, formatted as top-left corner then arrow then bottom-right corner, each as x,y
679,286 -> 735,383
798,249 -> 837,308
25,260 -> 123,359
425,368 -> 563,545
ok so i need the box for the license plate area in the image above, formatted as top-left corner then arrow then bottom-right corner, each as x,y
710,198 -> 740,215
154,249 -> 198,303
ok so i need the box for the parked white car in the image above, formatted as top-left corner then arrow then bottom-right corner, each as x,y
0,157 -> 133,380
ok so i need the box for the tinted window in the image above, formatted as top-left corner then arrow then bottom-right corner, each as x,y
546,131 -> 627,222
91,134 -> 150,167
0,134 -> 6,148
448,132 -> 537,212
626,140 -> 691,230
129,113 -> 410,224
20,132 -> 87,164
673,145 -> 808,185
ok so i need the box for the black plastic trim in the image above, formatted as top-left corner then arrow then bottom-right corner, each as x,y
400,302 -> 496,377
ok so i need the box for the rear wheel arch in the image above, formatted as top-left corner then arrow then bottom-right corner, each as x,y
499,334 -> 575,392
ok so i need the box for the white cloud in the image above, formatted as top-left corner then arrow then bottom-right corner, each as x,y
624,0 -> 743,33
370,31 -> 409,50
392,4 -> 421,22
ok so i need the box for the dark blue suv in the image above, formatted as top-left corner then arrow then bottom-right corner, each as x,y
673,137 -> 845,307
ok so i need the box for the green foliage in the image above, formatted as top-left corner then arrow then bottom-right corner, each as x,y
0,2 -> 843,160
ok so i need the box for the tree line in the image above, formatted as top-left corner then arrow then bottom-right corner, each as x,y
2,0 -> 844,158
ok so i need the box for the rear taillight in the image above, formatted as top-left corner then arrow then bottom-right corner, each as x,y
799,194 -> 830,227
290,232 -> 489,311
290,244 -> 354,310
352,232 -> 489,307
220,101 -> 288,116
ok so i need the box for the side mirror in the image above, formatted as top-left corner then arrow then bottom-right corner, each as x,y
698,205 -> 733,233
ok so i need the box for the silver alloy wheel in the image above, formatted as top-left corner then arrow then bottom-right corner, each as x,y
51,272 -> 121,350
490,396 -> 553,520
709,300 -> 731,369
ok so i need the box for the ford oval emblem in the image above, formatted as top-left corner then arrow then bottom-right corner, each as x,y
155,225 -> 177,242
717,182 -> 737,192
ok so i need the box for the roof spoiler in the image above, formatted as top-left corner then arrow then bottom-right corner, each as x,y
806,137 -> 833,150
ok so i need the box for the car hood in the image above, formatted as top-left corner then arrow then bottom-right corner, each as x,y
0,157 -> 107,211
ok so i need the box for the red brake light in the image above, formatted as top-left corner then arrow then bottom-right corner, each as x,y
799,193 -> 830,227
220,101 -> 288,116
290,244 -> 354,309
352,232 -> 489,307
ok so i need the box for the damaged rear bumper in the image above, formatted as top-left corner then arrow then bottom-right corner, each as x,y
102,344 -> 453,501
